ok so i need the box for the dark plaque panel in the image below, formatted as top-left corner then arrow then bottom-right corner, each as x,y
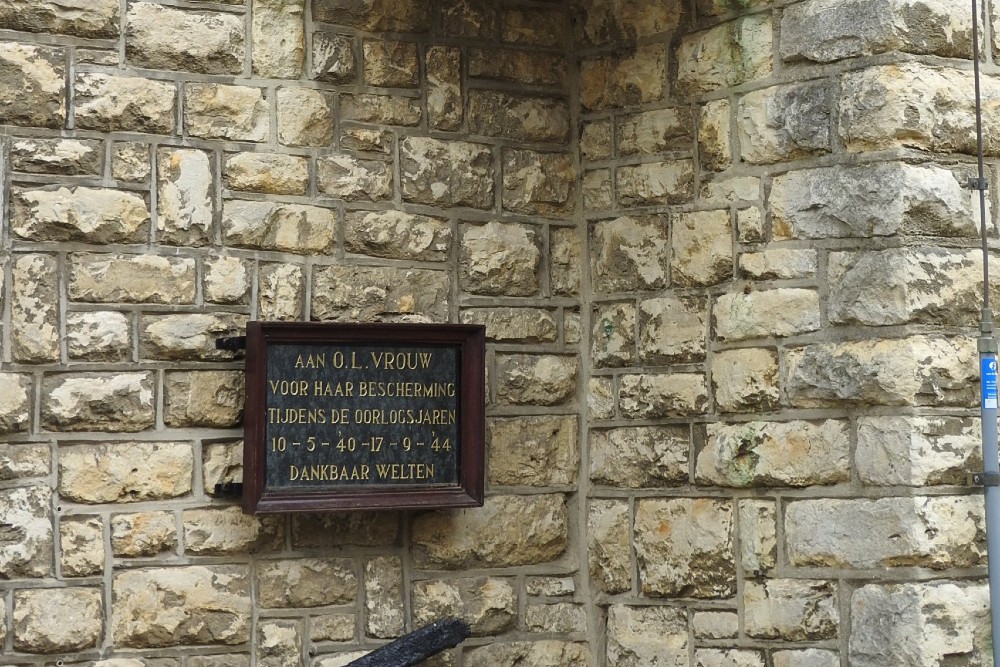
243,322 -> 485,513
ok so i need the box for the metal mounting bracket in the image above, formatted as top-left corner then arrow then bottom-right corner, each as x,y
971,472 -> 1000,486
967,177 -> 990,191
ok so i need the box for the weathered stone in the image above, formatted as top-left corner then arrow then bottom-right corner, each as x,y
317,155 -> 393,201
738,82 -> 829,164
0,485 -> 52,578
291,512 -> 399,548
0,373 -> 31,434
785,336 -> 976,408
425,45 -> 462,130
526,576 -> 575,597
43,373 -> 155,432
157,148 -> 212,246
502,5 -> 568,44
312,266 -> 449,323
188,656 -> 249,667
311,614 -> 355,642
693,612 -> 738,639
112,512 -> 177,556
185,83 -> 268,142
311,32 -> 356,83
773,650 -> 840,667
401,137 -> 493,209
857,416 -> 980,486
341,126 -> 393,153
12,187 -> 149,243
204,256 -> 250,304
589,378 -> 616,421
126,3 -> 243,74
461,308 -> 557,343
258,620 -> 300,667
590,425 -> 689,488
315,653 -> 371,667
635,498 -> 735,598
12,254 -> 59,363
583,169 -> 613,212
67,311 -> 130,361
592,302 -> 636,368
461,222 -> 540,296
526,603 -> 586,633
184,507 -> 282,555
713,348 -> 780,413
74,73 -> 174,133
362,39 -> 418,87
786,496 -> 984,569
141,313 -> 246,361
76,48 -> 118,65
253,0 -> 304,78
620,373 -> 708,418
365,556 -> 404,638
737,207 -> 765,243
677,16 -> 773,95
440,0 -> 495,37
69,254 -> 196,304
589,500 -> 631,594
259,264 -> 304,321
312,0 -> 429,32
469,48 -> 565,87
345,211 -> 449,262
503,149 -> 575,218
489,415 -> 578,487
469,91 -> 569,143
700,99 -> 732,171
715,289 -> 820,341
849,582 -> 989,666
113,566 -> 251,647
0,0 -> 118,37
495,355 -> 577,406
618,108 -> 693,156
11,138 -> 102,175
581,120 -> 612,161
204,440 -> 243,494
0,442 -> 48,480
223,200 -> 336,254
607,605 -> 688,667
671,210 -> 733,287
277,87 -> 334,146
552,227 -> 582,296
577,0 -> 678,45
224,152 -> 309,195
617,160 -> 694,206
639,296 -> 707,363
465,641 -> 589,667
739,249 -> 817,279
341,93 -> 421,126
113,142 -> 151,182
591,216 -> 669,293
59,442 -> 192,503
703,177 -> 762,206
258,559 -> 357,608
695,649 -> 765,667
14,588 -> 102,652
580,45 -> 666,110
61,516 -> 104,577
164,371 -> 245,428
744,579 -> 838,640
741,500 -> 777,575
412,494 -> 568,569
0,42 -> 65,128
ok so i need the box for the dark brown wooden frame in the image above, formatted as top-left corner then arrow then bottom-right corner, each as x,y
242,321 -> 485,514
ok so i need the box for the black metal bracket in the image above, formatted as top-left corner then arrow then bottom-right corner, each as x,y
344,618 -> 471,667
970,472 -> 1000,487
214,482 -> 244,497
967,177 -> 990,191
215,336 -> 247,351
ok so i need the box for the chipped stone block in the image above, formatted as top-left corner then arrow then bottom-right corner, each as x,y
0,442 -> 49,480
204,440 -> 244,493
773,650 -> 840,667
69,254 -> 196,304
140,313 -> 246,361
311,31 -> 356,83
113,142 -> 151,182
0,42 -> 65,128
204,256 -> 251,304
715,289 -> 820,341
590,425 -> 688,488
526,603 -> 586,633
0,0 -> 118,37
291,512 -> 398,548
740,499 -> 777,575
469,91 -> 569,143
259,263 -> 304,321
856,416 -> 980,486
14,588 -> 102,652
581,120 -> 612,161
0,373 -> 32,434
677,16 -> 772,95
401,137 -> 493,209
744,579 -> 838,640
672,209 -> 732,287
552,227 -> 582,296
502,6 -> 569,45
465,641 -> 589,666
67,311 -> 131,361
43,372 -> 155,432
592,302 -> 636,368
460,308 -> 557,343
469,48 -> 565,87
363,39 -> 418,87
126,3 -> 243,74
112,511 -> 177,556
157,148 -> 212,246
312,265 -> 449,323
618,107 -> 693,156
75,73 -> 175,133
461,222 -> 541,296
583,169 -> 613,212
580,45 -> 666,110
311,614 -> 355,642
0,484 -> 53,577
588,500 -> 630,594
502,149 -> 576,218
224,153 -> 309,195
346,211 -> 450,262
365,556 -> 404,638
277,87 -> 334,147
164,371 -> 245,428
695,649 -> 765,667
258,559 -> 357,608
617,160 -> 694,206
495,355 -> 577,406
184,83 -> 268,142
713,348 -> 779,413
488,415 -> 578,487
312,0 -> 430,32
738,81 -> 830,164
258,619 -> 301,667
426,45 -> 462,130
59,441 -> 192,503
184,507 -> 283,555
12,187 -> 149,243
693,611 -> 738,639
252,0 -> 304,78
224,200 -> 336,254
11,138 -> 102,175
317,155 -> 393,201
620,373 -> 708,418
700,99 -> 732,171
639,295 -> 707,363
341,93 -> 421,125
590,216 -> 669,293
60,516 -> 104,577
607,605 -> 688,667
739,248 -> 817,279
12,254 -> 59,363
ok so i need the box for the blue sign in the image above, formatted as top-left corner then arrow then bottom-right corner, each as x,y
983,357 -> 998,409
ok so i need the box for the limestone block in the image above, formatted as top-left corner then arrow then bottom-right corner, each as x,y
157,148 -> 212,246
503,6 -> 568,44
695,649 -> 765,667
362,39 -> 418,87
12,254 -> 59,362
857,416 -> 980,486
0,485 -> 53,577
829,248 -> 981,326
259,263 -> 304,321
224,153 -> 308,195
189,656 -> 250,667
291,512 -> 398,548
592,302 -> 636,368
771,163 -> 974,239
184,507 -> 282,555
583,170 -> 613,212
782,0 -> 972,63
460,308 -> 557,343
739,248 -> 817,279
672,210 -> 733,287
69,254 -> 196,304
112,512 -> 177,556
67,311 -> 131,361
164,371 -> 244,427
140,313 -> 246,361
0,42 -> 65,128
740,500 -> 777,574
60,516 -> 104,577
346,211 -> 450,262
0,442 -> 48,480
204,440 -> 243,494
738,82 -> 830,164
737,207 -> 765,243
401,137 -> 493,208
74,73 -> 175,133
469,48 -> 565,87
113,142 -> 151,182
502,149 -> 576,218
222,200 -> 336,254
341,127 -> 393,153
312,0 -> 430,32
713,348 -> 779,413
59,442 -> 192,503
461,222 -> 540,296
412,494 -> 568,569
699,99 -> 732,171
699,421 -> 849,488
252,0 -> 304,78
580,45 -> 666,110
316,652 -> 371,667
526,577 -> 574,597
277,87 -> 334,146
576,0 -> 678,46
620,373 -> 708,418
590,425 -> 688,488
785,336 -> 976,408
317,155 -> 393,201
590,216 -> 669,293
786,496 -> 984,569
581,120 -> 612,161
11,138 -> 102,175
552,227 -> 582,296
311,32 -> 356,83
703,177 -> 762,207
258,620 -> 301,667
635,498 -> 735,598
849,582 -> 989,666
607,605 -> 688,667
185,83 -> 269,142
465,641 -> 589,666
525,603 -> 585,633
488,415 -> 578,487
312,266 -> 449,322
204,256 -> 250,304
617,160 -> 694,206
311,614 -> 354,641
693,612 -> 738,639
441,0 -> 496,37
0,373 -> 31,433
12,187 -> 149,243
365,556 -> 404,638
677,16 -> 772,95
495,355 -> 577,406
258,558 -> 357,607
341,93 -> 421,126
126,3 -> 243,74
744,579 -> 838,640
13,588 -> 102,652
0,0 -> 118,37
588,500 -> 630,594
618,108 -> 693,156
773,650 -> 840,667
427,46 -> 462,130
697,0 -> 770,16
43,373 -> 155,432
113,566 -> 251,647
469,91 -> 569,143
639,295 -> 707,363
715,289 -> 820,341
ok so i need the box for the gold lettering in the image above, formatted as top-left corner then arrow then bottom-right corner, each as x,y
290,465 -> 300,481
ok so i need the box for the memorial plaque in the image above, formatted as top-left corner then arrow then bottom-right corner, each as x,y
242,322 -> 485,513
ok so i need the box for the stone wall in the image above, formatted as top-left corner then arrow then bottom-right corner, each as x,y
0,0 -> 994,665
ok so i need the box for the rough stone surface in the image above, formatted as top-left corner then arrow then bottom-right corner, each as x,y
164,371 -> 245,428
365,556 -> 404,638
502,149 -> 575,218
695,649 -> 766,667
0,442 -> 49,480
713,348 -> 780,413
495,355 -> 577,406
580,45 -> 666,111
469,91 -> 569,143
363,39 -> 418,87
185,83 -> 269,142
738,82 -> 830,164
346,211 -> 450,262
60,516 -> 104,577
12,187 -> 150,243
203,440 -> 244,495
259,263 -> 304,321
311,31 -> 356,83
258,559 -> 357,608
552,227 -> 582,296
772,650 -> 840,667
460,308 -> 557,343
253,0 -> 304,78
617,160 -> 694,206
618,108 -> 692,156
74,73 -> 175,133
204,256 -> 250,304
113,142 -> 151,182
589,500 -> 631,594
591,216 -> 669,293
223,200 -> 336,254
744,579 -> 838,640
312,266 -> 449,322
69,254 -> 196,304
461,222 -> 540,296
141,313 -> 246,361
0,373 -> 32,434
43,373 -> 155,432
312,0 -> 429,32
489,415 -> 578,487
278,87 -> 334,147
0,485 -> 53,578
412,577 -> 516,636
671,210 -> 733,287
184,507 -> 283,555
739,249 -> 817,280
677,16 -> 772,94
0,0 -> 119,38
225,153 -> 309,195
700,99 -> 732,171
13,588 -> 103,653
607,605 -> 688,667
126,3 -> 244,74
526,603 -> 586,633
693,612 -> 739,639
341,93 -> 421,126
67,311 -> 131,361
639,296 -> 707,363
59,442 -> 192,503
620,373 -> 709,418
715,289 -> 821,341
112,512 -> 177,557
258,620 -> 301,667
157,148 -> 212,246
291,512 -> 399,548
0,42 -> 65,128
592,302 -> 636,368
317,155 -> 393,201
464,641 -> 590,666
401,137 -> 493,209
590,425 -> 689,488
12,254 -> 59,362
311,614 -> 355,642
11,138 -> 102,175
856,416 -> 980,486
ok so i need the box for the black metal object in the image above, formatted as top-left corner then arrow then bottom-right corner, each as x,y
214,482 -> 244,497
344,618 -> 471,667
967,177 -> 990,191
972,473 -> 1000,487
216,336 -> 247,350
